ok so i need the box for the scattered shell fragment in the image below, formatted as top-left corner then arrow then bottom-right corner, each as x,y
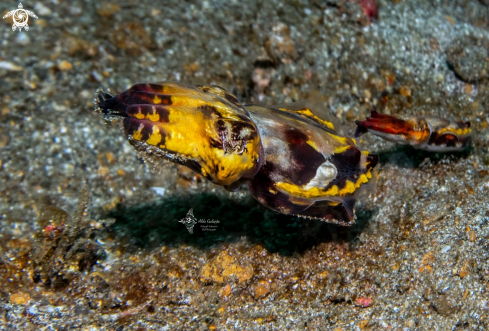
0,61 -> 23,71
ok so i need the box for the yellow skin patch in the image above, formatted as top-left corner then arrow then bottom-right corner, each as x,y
332,145 -> 353,155
327,133 -> 357,147
437,127 -> 472,136
153,95 -> 162,104
308,138 -> 357,155
147,111 -> 160,122
132,106 -> 161,122
275,171 -> 371,198
279,107 -> 336,130
362,151 -> 374,171
132,125 -> 143,141
306,140 -> 319,151
146,126 -> 162,145
134,111 -> 145,120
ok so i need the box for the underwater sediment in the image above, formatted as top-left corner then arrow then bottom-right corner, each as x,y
1,0 -> 489,329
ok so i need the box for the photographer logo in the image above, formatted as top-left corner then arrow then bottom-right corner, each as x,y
3,3 -> 38,32
176,208 -> 220,234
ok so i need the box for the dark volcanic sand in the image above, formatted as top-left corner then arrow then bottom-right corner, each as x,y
1,0 -> 489,329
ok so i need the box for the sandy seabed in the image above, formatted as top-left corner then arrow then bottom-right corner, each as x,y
1,0 -> 489,330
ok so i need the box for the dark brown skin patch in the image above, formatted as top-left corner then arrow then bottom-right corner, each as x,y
215,119 -> 227,136
123,118 -> 162,145
121,84 -> 159,104
455,120 -> 471,129
231,121 -> 256,140
209,138 -> 224,150
198,86 -> 210,93
367,153 -> 379,169
96,87 -> 174,122
327,146 -> 362,190
248,163 -> 313,215
236,114 -> 252,122
99,84 -> 173,116
140,122 -> 155,141
126,105 -> 170,123
146,83 -> 165,93
354,121 -> 369,137
215,120 -> 231,153
223,92 -> 242,107
428,133 -> 460,148
97,94 -> 127,116
282,128 -> 326,186
123,118 -> 142,136
198,104 -> 222,118
132,92 -> 172,105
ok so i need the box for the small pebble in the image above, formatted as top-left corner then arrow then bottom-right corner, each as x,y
15,33 -> 31,46
440,245 -> 451,253
28,306 -> 38,315
399,85 -> 411,97
151,187 -> 166,196
0,61 -> 23,71
58,61 -> 73,71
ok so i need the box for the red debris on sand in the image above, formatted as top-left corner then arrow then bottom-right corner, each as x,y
43,225 -> 56,233
354,297 -> 374,308
360,0 -> 378,22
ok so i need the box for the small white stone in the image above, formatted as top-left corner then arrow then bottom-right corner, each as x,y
440,245 -> 451,253
151,187 -> 166,196
28,306 -> 38,315
16,32 -> 31,46
0,61 -> 23,71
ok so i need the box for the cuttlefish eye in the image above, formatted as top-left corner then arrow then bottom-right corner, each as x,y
94,82 -> 264,186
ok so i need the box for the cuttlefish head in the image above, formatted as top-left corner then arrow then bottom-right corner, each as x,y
94,82 -> 264,186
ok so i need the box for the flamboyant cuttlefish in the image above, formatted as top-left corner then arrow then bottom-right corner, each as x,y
355,110 -> 472,152
93,82 -> 472,225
